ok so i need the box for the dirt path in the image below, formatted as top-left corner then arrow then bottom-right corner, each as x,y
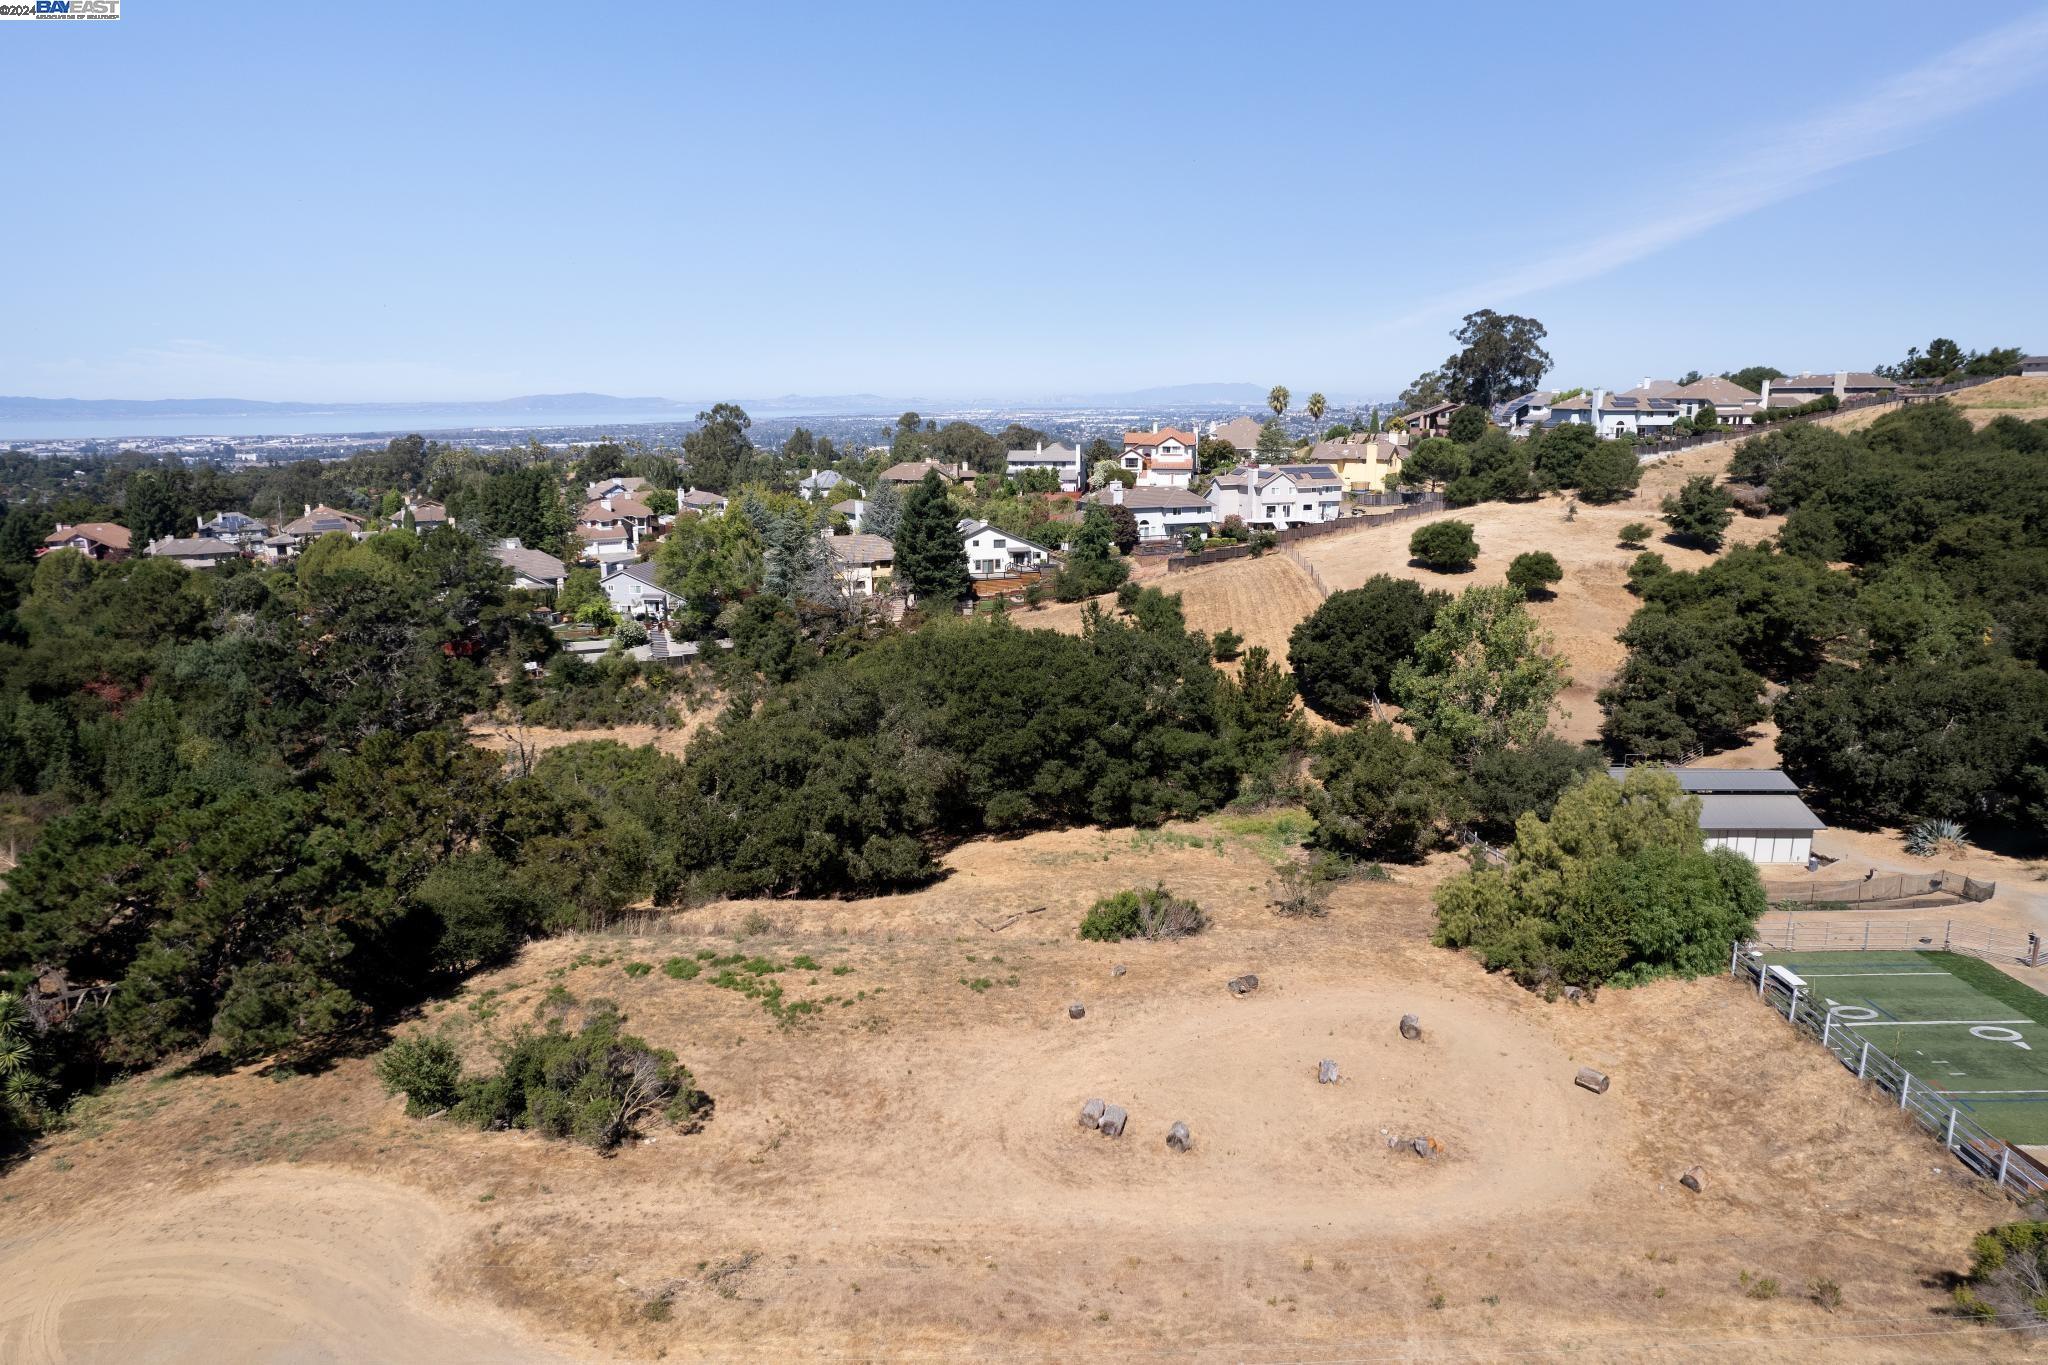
0,1166 -> 577,1364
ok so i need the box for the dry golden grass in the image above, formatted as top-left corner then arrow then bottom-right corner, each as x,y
0,824 -> 2022,1361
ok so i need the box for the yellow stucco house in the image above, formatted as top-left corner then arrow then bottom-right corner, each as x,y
1308,436 -> 1406,495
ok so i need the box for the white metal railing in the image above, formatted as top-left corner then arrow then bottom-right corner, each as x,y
1732,948 -> 2048,1199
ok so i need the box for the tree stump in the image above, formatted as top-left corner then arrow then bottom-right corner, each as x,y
1111,964 -> 1127,978
1227,974 -> 1260,996
1067,1002 -> 1085,1020
1078,1098 -> 1105,1129
1575,1067 -> 1610,1094
1399,1013 -> 1422,1041
1097,1105 -> 1128,1138
1165,1121 -> 1191,1153
1679,1166 -> 1705,1193
1317,1059 -> 1339,1084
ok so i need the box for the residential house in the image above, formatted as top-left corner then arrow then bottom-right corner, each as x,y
196,511 -> 268,549
678,488 -> 729,515
258,534 -> 296,564
880,459 -> 962,486
1208,414 -> 1267,458
390,499 -> 449,533
1089,484 -> 1215,542
279,504 -> 367,548
491,541 -> 568,593
1608,767 -> 1823,865
798,469 -> 846,500
40,522 -> 132,561
1120,425 -> 1197,487
144,535 -> 238,569
1664,376 -> 1762,426
2020,356 -> 2048,377
1308,437 -> 1404,496
1761,372 -> 1900,407
1005,441 -> 1085,492
578,494 -> 654,543
584,475 -> 651,503
1544,389 -> 1681,439
600,560 -> 682,621
1491,391 -> 1553,435
830,498 -> 866,531
1205,464 -> 1343,529
825,533 -> 895,598
1397,401 -> 1457,437
957,520 -> 1053,578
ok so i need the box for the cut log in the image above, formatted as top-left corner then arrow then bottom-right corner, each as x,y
1165,1121 -> 1191,1153
1097,1105 -> 1128,1138
1575,1067 -> 1610,1095
1067,1002 -> 1085,1020
1316,1059 -> 1339,1084
1399,1013 -> 1422,1041
1679,1166 -> 1705,1193
1227,973 -> 1260,996
1078,1098 -> 1105,1129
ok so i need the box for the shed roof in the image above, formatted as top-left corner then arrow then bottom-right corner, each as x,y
1608,767 -> 1797,794
1697,793 -> 1824,833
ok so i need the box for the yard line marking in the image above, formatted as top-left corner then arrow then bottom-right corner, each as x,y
1934,1089 -> 2048,1095
1842,1018 -> 2031,1027
1795,971 -> 1952,978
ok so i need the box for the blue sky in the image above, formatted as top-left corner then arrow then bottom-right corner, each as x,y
6,1 -> 2047,403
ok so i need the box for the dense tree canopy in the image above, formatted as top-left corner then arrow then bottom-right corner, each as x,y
1287,576 -> 1448,723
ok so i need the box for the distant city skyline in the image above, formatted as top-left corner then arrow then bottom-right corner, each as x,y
7,2 -> 2046,403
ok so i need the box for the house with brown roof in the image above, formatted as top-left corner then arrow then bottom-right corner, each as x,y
1088,483 -> 1216,542
879,459 -> 961,486
145,535 -> 240,569
1664,376 -> 1763,426
1761,372 -> 1899,406
1545,389 -> 1681,440
279,504 -> 367,547
1309,437 -> 1405,495
1208,415 -> 1268,457
390,499 -> 449,532
824,532 -> 895,598
1397,401 -> 1457,437
41,522 -> 132,561
491,541 -> 568,592
678,488 -> 729,514
584,475 -> 651,502
1120,425 -> 1197,488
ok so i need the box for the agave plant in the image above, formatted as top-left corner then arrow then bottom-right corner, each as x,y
1905,818 -> 1965,857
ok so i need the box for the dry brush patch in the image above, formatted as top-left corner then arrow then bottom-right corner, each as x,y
0,824 -> 2023,1360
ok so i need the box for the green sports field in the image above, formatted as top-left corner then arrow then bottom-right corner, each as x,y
1760,950 -> 2048,1144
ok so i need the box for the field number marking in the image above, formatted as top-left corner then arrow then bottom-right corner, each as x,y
1970,1026 -> 2033,1050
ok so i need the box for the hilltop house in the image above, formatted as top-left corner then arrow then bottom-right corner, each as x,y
197,511 -> 268,549
1308,437 -> 1404,495
1089,484 -> 1215,542
144,535 -> 238,569
678,488 -> 728,515
829,498 -> 866,531
1005,441 -> 1085,491
825,533 -> 895,598
1206,464 -> 1343,529
957,520 -> 1053,578
40,522 -> 132,561
1544,389 -> 1681,439
1398,401 -> 1457,437
2021,356 -> 2048,377
1120,425 -> 1197,488
880,459 -> 961,486
390,499 -> 449,533
798,469 -> 845,500
584,475 -> 651,503
600,560 -> 682,621
279,504 -> 366,549
491,541 -> 568,593
1208,415 -> 1267,458
1761,372 -> 1899,407
1609,767 -> 1823,865
1491,392 -> 1553,435
1664,376 -> 1762,426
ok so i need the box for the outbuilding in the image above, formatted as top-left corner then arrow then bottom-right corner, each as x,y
1609,767 -> 1823,865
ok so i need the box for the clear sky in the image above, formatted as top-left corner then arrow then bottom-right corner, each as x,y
7,1 -> 2047,403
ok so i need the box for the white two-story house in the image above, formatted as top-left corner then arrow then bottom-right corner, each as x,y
1088,484 -> 1215,542
1005,441 -> 1084,491
1121,425 -> 1197,488
1205,464 -> 1343,529
957,520 -> 1053,577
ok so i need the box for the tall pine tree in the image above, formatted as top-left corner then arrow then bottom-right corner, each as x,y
894,471 -> 970,604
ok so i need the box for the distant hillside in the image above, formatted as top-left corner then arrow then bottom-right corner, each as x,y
0,393 -> 697,422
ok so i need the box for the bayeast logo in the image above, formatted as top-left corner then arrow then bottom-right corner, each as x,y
0,0 -> 122,18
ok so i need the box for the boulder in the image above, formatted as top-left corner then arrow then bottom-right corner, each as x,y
1165,1121 -> 1192,1153
1411,1137 -> 1435,1159
1563,985 -> 1585,1004
1399,1013 -> 1422,1041
1316,1059 -> 1339,1085
1067,1002 -> 1086,1020
1078,1098 -> 1105,1129
1227,974 -> 1260,997
1575,1067 -> 1610,1095
1679,1166 -> 1705,1193
1097,1104 -> 1128,1138
1111,964 -> 1127,978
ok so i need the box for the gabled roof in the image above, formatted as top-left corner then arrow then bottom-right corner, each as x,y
679,489 -> 728,509
400,501 -> 448,524
44,522 -> 131,551
1608,766 -> 1796,794
1666,377 -> 1760,405
200,511 -> 264,533
828,533 -> 895,566
1401,401 -> 1457,420
1123,427 -> 1197,448
492,544 -> 567,583
1772,372 -> 1897,390
880,460 -> 958,484
1696,793 -> 1824,832
1308,438 -> 1401,465
830,498 -> 864,516
798,469 -> 845,489
1007,442 -> 1082,463
580,496 -> 652,521
1088,486 -> 1211,511
281,505 -> 364,537
1210,415 -> 1267,450
583,476 -> 650,501
576,525 -> 631,544
608,561 -> 674,593
956,519 -> 1051,553
1210,463 -> 1341,493
146,536 -> 237,558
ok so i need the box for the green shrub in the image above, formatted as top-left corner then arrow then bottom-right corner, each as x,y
1078,885 -> 1207,941
375,1034 -> 464,1117
622,961 -> 653,977
1618,522 -> 1654,548
661,956 -> 701,980
1505,551 -> 1563,599
1408,519 -> 1479,571
450,1001 -> 708,1150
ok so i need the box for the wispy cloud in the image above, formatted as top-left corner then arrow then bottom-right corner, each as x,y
1385,10 -> 2048,328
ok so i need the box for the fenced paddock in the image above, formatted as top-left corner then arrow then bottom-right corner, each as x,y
1763,868 -> 1996,907
1753,914 -> 2037,965
1735,948 -> 2048,1197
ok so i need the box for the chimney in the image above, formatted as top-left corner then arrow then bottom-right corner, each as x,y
1111,482 -> 1125,506
1760,378 -> 1772,408
196,515 -> 204,532
304,503 -> 312,517
1835,370 -> 1847,398
1641,376 -> 1652,391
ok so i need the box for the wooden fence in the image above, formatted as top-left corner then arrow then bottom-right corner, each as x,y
1165,495 -> 1447,573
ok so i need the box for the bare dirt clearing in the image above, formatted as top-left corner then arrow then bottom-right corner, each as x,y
467,709 -> 718,763
0,823 -> 2020,1360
